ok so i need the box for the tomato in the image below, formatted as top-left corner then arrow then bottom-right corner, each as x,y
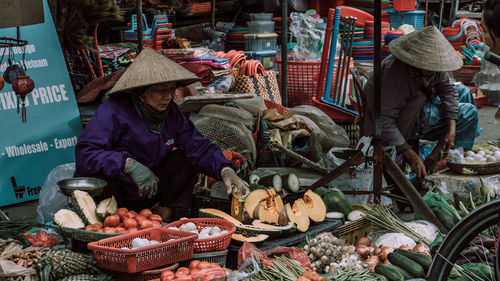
95,228 -> 104,232
124,211 -> 138,218
199,268 -> 226,280
208,262 -> 220,268
123,217 -> 138,228
138,219 -> 153,229
104,214 -> 120,227
134,215 -> 147,223
197,261 -> 211,270
103,227 -> 115,233
116,208 -> 128,218
160,269 -> 175,281
149,214 -> 163,223
139,209 -> 153,218
115,226 -> 127,233
171,277 -> 192,281
152,221 -> 162,228
126,227 -> 139,233
174,267 -> 190,278
91,223 -> 103,229
190,260 -> 200,271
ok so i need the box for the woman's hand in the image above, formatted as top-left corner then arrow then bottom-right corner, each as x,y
126,159 -> 158,199
403,149 -> 427,178
443,119 -> 456,152
221,168 -> 245,195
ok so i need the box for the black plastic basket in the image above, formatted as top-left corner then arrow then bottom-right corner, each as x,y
336,119 -> 359,148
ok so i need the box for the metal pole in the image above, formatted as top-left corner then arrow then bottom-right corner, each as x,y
373,0 -> 383,203
281,0 -> 288,107
438,0 -> 445,30
211,0 -> 216,29
136,0 -> 143,52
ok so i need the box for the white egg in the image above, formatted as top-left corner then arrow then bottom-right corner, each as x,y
464,156 -> 475,162
132,238 -> 149,248
150,240 -> 160,245
121,247 -> 130,250
494,151 -> 500,159
486,156 -> 497,163
189,230 -> 199,234
210,226 -> 221,236
167,238 -> 176,242
477,150 -> 486,156
198,232 -> 210,239
487,151 -> 494,156
179,222 -> 197,232
491,147 -> 500,152
220,230 -> 228,235
465,151 -> 476,157
167,226 -> 179,231
473,154 -> 483,160
200,226 -> 212,234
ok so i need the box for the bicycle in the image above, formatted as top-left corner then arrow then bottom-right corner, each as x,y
428,198 -> 500,281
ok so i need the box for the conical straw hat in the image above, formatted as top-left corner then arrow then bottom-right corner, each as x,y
389,26 -> 463,72
110,48 -> 200,95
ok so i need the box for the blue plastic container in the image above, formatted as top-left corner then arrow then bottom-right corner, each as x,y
388,9 -> 425,30
244,50 -> 277,69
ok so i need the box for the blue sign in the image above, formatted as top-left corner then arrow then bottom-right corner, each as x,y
0,0 -> 82,206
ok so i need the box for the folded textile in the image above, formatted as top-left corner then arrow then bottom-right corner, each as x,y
181,62 -> 215,86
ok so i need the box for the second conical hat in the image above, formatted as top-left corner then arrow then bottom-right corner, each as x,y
110,48 -> 199,95
389,26 -> 463,72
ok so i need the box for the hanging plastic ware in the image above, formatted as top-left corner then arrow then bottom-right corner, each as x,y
3,62 -> 26,84
0,76 -> 4,91
12,75 -> 34,122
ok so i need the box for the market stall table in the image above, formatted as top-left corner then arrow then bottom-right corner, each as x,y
225,219 -> 342,269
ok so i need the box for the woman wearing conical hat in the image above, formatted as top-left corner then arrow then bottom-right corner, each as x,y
362,26 -> 480,178
74,48 -> 245,222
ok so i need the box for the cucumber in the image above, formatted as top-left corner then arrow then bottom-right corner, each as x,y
282,173 -> 300,192
248,173 -> 261,185
258,174 -> 282,193
374,264 -> 405,281
435,205 -> 458,231
325,212 -> 344,219
390,265 -> 414,280
393,249 -> 432,272
387,252 -> 425,278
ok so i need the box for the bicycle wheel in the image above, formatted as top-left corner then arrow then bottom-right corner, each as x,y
428,199 -> 500,281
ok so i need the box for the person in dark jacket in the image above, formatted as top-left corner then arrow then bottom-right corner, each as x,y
363,26 -> 479,178
74,48 -> 245,221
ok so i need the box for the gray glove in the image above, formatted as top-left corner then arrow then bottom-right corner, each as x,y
125,158 -> 158,198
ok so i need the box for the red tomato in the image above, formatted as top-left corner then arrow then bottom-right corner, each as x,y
123,217 -> 138,229
171,277 -> 192,281
160,270 -> 175,281
126,227 -> 139,233
116,208 -> 128,218
134,215 -> 147,223
103,227 -> 115,233
197,261 -> 211,270
91,223 -> 103,229
138,219 -> 153,229
208,262 -> 220,268
139,209 -> 153,218
152,221 -> 162,228
124,211 -> 138,218
190,260 -> 200,271
115,226 -> 127,233
174,267 -> 190,278
149,214 -> 163,223
104,214 -> 120,227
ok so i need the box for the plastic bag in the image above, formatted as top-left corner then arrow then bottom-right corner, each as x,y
448,147 -> 465,163
289,13 -> 326,61
289,105 -> 350,148
206,75 -> 235,94
403,220 -> 439,243
237,242 -> 311,269
35,163 -> 75,224
375,232 -> 416,248
293,114 -> 325,162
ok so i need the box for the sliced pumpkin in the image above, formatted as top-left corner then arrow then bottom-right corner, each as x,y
199,208 -> 242,226
280,200 -> 310,232
243,188 -> 276,219
231,194 -> 244,221
302,190 -> 327,222
232,233 -> 269,243
252,220 -> 296,235
254,195 -> 284,224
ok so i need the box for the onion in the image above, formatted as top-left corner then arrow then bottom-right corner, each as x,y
372,247 -> 382,256
399,245 -> 411,251
366,255 -> 380,265
364,258 -> 378,273
383,258 -> 391,264
368,247 -> 375,254
347,245 -> 356,253
379,246 -> 394,261
355,244 -> 370,258
413,244 -> 431,255
358,237 -> 372,247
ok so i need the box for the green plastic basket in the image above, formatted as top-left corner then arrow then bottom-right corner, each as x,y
50,223 -> 120,243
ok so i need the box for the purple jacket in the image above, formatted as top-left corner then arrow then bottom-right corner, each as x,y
74,95 -> 233,200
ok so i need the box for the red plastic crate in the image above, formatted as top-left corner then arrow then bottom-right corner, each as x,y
186,2 -> 212,14
164,218 -> 236,253
393,0 -> 415,11
310,0 -> 345,16
87,228 -> 196,273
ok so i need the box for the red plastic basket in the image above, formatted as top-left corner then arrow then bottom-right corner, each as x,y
393,0 -> 415,11
453,65 -> 481,85
87,228 -> 197,273
164,218 -> 236,253
186,2 -> 212,14
474,95 -> 487,108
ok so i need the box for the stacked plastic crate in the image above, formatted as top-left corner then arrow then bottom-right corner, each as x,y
244,13 -> 278,70
124,14 -> 175,50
